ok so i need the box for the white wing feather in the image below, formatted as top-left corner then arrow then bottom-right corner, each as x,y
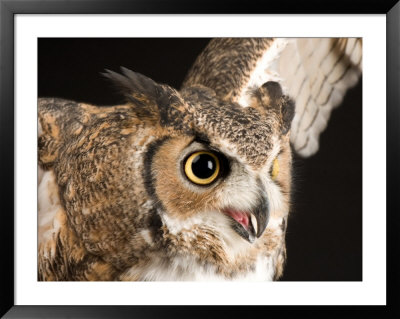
280,38 -> 362,157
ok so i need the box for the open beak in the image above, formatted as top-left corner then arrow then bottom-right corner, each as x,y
222,195 -> 269,243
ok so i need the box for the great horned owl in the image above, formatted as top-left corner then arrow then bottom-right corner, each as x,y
38,38 -> 362,281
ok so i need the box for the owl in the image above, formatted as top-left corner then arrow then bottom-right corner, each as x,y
38,38 -> 362,281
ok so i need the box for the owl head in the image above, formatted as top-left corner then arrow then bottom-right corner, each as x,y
104,67 -> 294,249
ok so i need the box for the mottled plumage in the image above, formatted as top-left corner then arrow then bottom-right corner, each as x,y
38,38 -> 361,281
184,38 -> 362,157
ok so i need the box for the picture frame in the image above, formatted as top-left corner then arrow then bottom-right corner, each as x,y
1,0 -> 399,317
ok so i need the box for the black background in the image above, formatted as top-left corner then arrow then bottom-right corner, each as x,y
38,38 -> 362,281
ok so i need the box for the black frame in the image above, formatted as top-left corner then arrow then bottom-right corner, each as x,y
1,0 -> 399,318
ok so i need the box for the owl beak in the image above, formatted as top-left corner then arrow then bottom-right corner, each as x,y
250,195 -> 270,238
223,195 -> 269,243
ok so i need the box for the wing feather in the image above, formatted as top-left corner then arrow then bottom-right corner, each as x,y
279,38 -> 362,157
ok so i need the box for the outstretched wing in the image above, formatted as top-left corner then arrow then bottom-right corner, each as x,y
182,38 -> 362,157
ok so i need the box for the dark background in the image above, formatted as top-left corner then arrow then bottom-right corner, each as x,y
38,38 -> 362,281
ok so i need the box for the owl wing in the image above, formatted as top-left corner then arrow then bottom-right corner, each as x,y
182,38 -> 362,157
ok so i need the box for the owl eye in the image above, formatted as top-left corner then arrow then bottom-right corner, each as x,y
184,151 -> 220,185
271,158 -> 279,180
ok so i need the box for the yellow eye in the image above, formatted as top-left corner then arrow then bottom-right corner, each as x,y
184,151 -> 220,185
271,158 -> 279,180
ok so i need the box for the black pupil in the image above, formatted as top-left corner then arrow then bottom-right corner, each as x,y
191,154 -> 216,179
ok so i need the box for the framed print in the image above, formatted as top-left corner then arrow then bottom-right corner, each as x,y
1,0 -> 399,318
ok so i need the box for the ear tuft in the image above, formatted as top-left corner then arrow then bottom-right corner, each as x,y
250,81 -> 283,108
103,68 -> 193,132
251,81 -> 295,135
261,81 -> 283,103
102,67 -> 160,106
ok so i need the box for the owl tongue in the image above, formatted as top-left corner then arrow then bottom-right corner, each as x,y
224,209 -> 249,229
